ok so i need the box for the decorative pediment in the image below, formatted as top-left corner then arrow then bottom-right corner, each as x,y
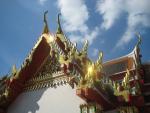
0,11 -> 145,112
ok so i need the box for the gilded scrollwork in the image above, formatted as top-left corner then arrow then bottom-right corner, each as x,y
24,71 -> 69,91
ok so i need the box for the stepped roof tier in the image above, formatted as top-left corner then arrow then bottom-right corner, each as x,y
0,12 -> 149,113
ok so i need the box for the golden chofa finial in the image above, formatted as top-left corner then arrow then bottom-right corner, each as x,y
97,51 -> 103,64
56,13 -> 63,34
43,10 -> 49,34
11,64 -> 17,75
135,32 -> 142,48
96,51 -> 103,71
81,40 -> 88,56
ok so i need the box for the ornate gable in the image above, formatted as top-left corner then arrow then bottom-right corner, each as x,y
0,11 -> 146,113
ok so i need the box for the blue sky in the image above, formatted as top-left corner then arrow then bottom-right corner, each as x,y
0,0 -> 150,76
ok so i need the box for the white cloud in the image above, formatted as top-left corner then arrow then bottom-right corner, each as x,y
97,0 -> 150,48
38,0 -> 48,5
69,27 -> 99,45
84,27 -> 99,45
96,0 -> 124,30
57,0 -> 100,45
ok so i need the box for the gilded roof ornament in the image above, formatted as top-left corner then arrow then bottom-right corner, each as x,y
42,10 -> 49,34
96,51 -> 103,71
97,52 -> 103,64
56,13 -> 63,34
11,65 -> 17,75
135,32 -> 142,48
134,32 -> 142,68
122,69 -> 130,89
81,40 -> 88,56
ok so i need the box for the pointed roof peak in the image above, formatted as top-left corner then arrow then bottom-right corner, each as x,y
135,32 -> 142,48
56,13 -> 63,34
42,10 -> 49,34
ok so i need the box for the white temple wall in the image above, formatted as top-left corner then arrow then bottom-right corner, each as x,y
7,84 -> 85,113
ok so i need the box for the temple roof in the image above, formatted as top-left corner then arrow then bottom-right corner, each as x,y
0,12 -> 146,111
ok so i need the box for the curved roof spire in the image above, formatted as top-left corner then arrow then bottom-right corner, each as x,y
43,10 -> 49,34
56,13 -> 63,34
135,32 -> 142,48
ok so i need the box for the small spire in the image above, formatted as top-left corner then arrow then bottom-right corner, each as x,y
135,32 -> 142,48
97,51 -> 103,64
56,13 -> 63,34
43,10 -> 49,34
11,65 -> 17,75
81,40 -> 88,55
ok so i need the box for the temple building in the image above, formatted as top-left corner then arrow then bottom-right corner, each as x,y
0,12 -> 150,113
